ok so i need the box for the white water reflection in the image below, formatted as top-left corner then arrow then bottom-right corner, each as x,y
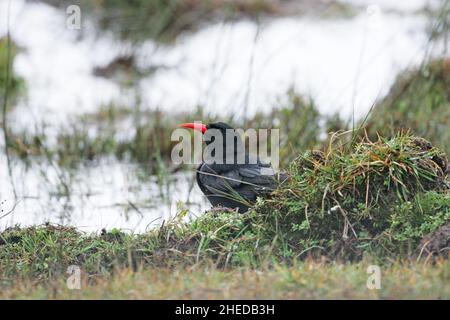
0,155 -> 208,232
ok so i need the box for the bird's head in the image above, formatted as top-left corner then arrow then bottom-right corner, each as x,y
179,121 -> 244,160
179,122 -> 233,135
179,122 -> 237,145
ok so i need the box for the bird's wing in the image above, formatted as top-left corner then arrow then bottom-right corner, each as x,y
198,162 -> 279,196
238,164 -> 278,193
197,164 -> 241,195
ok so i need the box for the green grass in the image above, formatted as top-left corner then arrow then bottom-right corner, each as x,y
1,260 -> 449,299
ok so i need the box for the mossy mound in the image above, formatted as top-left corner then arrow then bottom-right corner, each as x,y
255,133 -> 449,261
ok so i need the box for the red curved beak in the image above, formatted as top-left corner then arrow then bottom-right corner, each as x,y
179,122 -> 207,134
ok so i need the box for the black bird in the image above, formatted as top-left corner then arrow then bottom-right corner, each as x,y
180,122 -> 286,213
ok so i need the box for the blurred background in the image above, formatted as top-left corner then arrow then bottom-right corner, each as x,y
0,0 -> 448,232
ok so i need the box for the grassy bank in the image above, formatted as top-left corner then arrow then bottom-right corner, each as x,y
1,133 -> 448,286
1,260 -> 449,299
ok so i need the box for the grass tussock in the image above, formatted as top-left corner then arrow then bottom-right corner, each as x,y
256,133 -> 449,261
1,133 -> 448,283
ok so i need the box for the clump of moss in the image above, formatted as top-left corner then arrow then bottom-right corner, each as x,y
255,133 -> 449,261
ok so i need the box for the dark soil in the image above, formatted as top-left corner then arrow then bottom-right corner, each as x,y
416,221 -> 450,260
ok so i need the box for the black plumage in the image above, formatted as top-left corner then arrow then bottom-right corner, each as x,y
192,122 -> 286,213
